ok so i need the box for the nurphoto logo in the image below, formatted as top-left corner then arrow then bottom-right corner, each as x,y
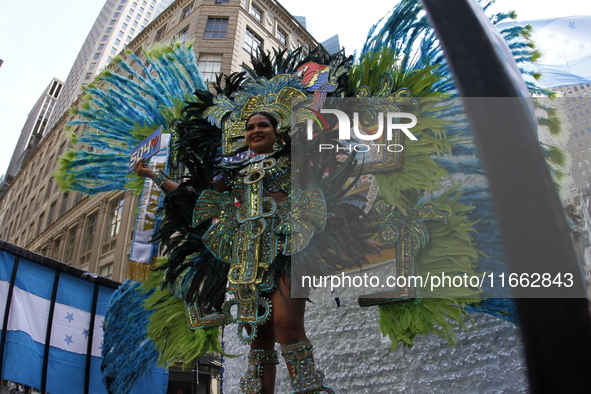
306,109 -> 418,152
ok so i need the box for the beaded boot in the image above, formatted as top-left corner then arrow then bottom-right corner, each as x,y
239,349 -> 279,393
280,339 -> 335,394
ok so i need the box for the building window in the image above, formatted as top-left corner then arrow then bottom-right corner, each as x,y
198,53 -> 223,82
145,63 -> 155,76
75,192 -> 84,204
182,3 -> 193,19
119,30 -> 124,37
115,38 -> 121,45
46,201 -> 57,227
111,47 -> 118,54
60,192 -> 70,215
114,12 -> 120,17
83,213 -> 98,252
90,62 -> 97,69
250,4 -> 262,22
105,198 -> 124,240
179,25 -> 190,42
215,0 -> 229,4
110,19 -> 116,25
155,26 -> 166,41
51,237 -> 61,260
204,17 -> 228,39
244,28 -> 262,55
64,226 -> 78,263
28,222 -> 36,244
276,27 -> 287,45
93,53 -> 100,59
100,263 -> 114,279
85,73 -> 92,80
102,35 -> 108,41
98,44 -> 105,50
37,187 -> 45,209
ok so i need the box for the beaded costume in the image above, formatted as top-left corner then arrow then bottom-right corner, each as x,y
189,152 -> 300,342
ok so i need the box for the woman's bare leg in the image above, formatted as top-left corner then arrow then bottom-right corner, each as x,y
242,312 -> 277,394
271,276 -> 335,393
271,276 -> 307,378
252,318 -> 277,394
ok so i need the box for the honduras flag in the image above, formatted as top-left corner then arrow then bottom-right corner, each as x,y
0,240 -> 168,394
499,16 -> 591,88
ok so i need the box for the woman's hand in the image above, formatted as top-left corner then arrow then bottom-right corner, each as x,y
134,158 -> 179,192
133,158 -> 155,178
364,239 -> 382,256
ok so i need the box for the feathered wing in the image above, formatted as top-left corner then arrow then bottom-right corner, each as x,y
52,41 -> 226,394
359,0 -> 570,345
101,281 -> 161,394
54,40 -> 206,195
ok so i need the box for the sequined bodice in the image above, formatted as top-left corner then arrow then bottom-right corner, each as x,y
225,154 -> 291,204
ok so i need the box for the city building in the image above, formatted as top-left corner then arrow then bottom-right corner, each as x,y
1,78 -> 63,191
320,34 -> 341,54
553,83 -> 591,205
549,83 -> 591,295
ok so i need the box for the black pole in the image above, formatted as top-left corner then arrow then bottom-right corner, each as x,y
420,0 -> 591,392
84,282 -> 100,394
41,270 -> 61,393
0,256 -> 20,380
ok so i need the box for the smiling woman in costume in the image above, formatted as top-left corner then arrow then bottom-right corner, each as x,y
135,109 -> 336,393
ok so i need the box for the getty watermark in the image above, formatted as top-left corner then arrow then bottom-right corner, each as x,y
307,109 -> 418,152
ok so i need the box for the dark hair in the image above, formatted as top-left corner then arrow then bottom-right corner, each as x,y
246,111 -> 278,131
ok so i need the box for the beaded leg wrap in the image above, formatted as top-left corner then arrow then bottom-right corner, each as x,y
240,349 -> 279,393
281,340 -> 335,394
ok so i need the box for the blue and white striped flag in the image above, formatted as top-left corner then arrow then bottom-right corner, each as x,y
0,241 -> 168,394
500,16 -> 591,88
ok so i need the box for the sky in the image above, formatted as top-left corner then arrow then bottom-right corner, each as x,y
0,0 -> 589,178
